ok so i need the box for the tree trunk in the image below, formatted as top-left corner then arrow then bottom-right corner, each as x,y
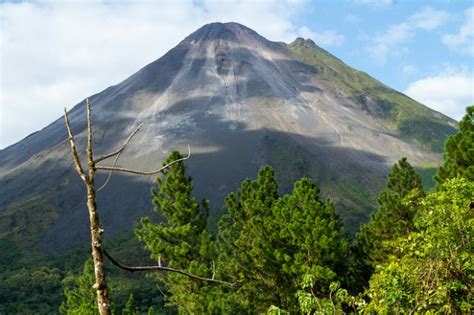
86,175 -> 111,315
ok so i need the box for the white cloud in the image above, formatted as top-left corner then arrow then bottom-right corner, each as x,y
369,7 -> 450,63
298,26 -> 345,47
0,0 -> 306,149
405,68 -> 474,120
442,6 -> 474,55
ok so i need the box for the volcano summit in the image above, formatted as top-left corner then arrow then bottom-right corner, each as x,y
0,22 -> 456,251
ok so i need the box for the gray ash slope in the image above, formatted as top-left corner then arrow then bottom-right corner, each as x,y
0,22 -> 456,252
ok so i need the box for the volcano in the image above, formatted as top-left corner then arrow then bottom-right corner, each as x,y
0,22 -> 456,252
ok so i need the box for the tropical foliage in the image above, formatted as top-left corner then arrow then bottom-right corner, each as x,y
364,178 -> 473,313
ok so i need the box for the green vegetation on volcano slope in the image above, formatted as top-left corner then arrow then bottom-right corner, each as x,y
264,137 -> 381,233
287,39 -> 457,152
0,193 -> 59,249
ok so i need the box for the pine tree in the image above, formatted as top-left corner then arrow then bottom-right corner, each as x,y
216,166 -> 281,312
60,260 -> 98,315
357,158 -> 425,270
216,167 -> 348,313
136,151 -> 209,266
435,105 -> 474,184
135,151 -> 213,313
269,178 -> 348,310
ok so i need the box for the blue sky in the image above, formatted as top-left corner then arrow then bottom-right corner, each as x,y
1,0 -> 473,148
294,0 -> 473,96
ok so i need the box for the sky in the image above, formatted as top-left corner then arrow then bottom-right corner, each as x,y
1,0 -> 473,149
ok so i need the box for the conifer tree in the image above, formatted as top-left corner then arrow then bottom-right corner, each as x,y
136,151 -> 209,266
216,166 -> 281,312
357,158 -> 425,270
435,105 -> 474,184
135,151 -> 213,312
217,167 -> 348,313
60,260 -> 98,315
269,178 -> 348,310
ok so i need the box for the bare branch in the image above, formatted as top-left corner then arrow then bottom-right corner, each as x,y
103,249 -> 233,286
96,123 -> 144,192
64,107 -> 86,181
96,144 -> 191,176
95,123 -> 144,163
86,98 -> 94,171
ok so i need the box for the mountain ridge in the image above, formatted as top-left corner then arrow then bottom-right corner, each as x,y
287,37 -> 456,151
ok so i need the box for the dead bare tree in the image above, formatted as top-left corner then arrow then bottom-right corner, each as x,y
64,99 -> 231,315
